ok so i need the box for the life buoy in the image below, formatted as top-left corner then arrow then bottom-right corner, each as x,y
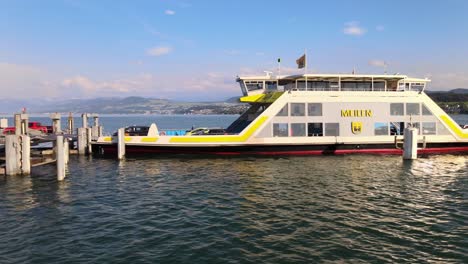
159,131 -> 166,136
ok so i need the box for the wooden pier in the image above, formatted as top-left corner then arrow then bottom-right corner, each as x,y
0,112 -> 103,181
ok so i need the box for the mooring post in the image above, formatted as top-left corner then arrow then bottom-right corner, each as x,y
50,113 -> 62,134
64,138 -> 70,165
77,127 -> 87,155
91,114 -> 100,140
82,113 -> 88,128
403,127 -> 418,160
87,128 -> 92,153
117,127 -> 125,159
98,126 -> 103,137
0,118 -> 8,128
56,135 -> 65,181
67,112 -> 74,134
20,114 -> 29,135
14,114 -> 21,136
20,135 -> 31,175
5,135 -> 20,175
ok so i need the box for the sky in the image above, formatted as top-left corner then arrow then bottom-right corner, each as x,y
1,0 -> 468,101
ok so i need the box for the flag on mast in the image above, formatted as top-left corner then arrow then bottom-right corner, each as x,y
296,54 -> 306,69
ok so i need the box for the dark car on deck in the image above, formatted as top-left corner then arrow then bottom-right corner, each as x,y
113,126 -> 150,136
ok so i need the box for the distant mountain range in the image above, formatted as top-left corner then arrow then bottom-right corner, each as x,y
0,89 -> 466,115
0,96 -> 247,115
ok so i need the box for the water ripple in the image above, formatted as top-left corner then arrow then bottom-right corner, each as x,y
0,155 -> 467,263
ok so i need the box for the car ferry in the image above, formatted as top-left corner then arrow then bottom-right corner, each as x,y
92,72 -> 468,156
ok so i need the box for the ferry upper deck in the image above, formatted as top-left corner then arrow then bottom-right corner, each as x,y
237,73 -> 430,98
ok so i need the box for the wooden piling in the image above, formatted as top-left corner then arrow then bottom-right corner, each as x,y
87,128 -> 92,154
64,138 -> 70,165
20,135 -> 30,175
82,113 -> 88,128
20,114 -> 28,135
67,113 -> 74,134
50,113 -> 62,134
117,128 -> 125,159
5,135 -> 20,175
14,114 -> 21,136
77,128 -> 87,155
56,135 -> 65,181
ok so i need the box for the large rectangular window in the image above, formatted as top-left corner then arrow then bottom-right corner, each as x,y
273,123 -> 288,137
390,122 -> 405,135
374,122 -> 389,136
291,103 -> 305,116
276,104 -> 288,116
291,123 -> 306,137
373,82 -> 385,91
308,123 -> 323,136
422,104 -> 432,116
307,103 -> 322,116
390,103 -> 404,116
407,122 -> 420,134
406,103 -> 420,116
325,123 -> 339,136
245,81 -> 264,91
422,122 -> 436,135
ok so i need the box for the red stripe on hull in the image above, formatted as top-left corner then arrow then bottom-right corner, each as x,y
97,145 -> 468,156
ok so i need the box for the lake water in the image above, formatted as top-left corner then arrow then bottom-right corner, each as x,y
0,115 -> 467,263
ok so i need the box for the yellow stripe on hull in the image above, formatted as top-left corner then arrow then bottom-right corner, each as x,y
141,137 -> 158,142
170,116 -> 268,143
440,115 -> 468,139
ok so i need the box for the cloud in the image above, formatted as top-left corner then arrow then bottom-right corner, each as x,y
343,21 -> 366,36
368,60 -> 387,67
146,46 -> 172,56
165,10 -> 175,15
376,25 -> 385,31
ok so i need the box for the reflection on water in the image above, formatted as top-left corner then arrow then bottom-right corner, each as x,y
0,154 -> 467,263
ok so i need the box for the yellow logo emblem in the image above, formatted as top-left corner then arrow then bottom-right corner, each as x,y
351,122 -> 363,134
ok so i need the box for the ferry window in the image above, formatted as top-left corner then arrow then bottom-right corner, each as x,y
390,122 -> 405,135
273,123 -> 288,137
410,83 -> 424,91
245,81 -> 264,91
373,82 -> 385,91
291,103 -> 305,116
325,123 -> 339,136
291,123 -> 306,137
341,82 -> 372,91
276,104 -> 288,116
406,103 -> 420,116
390,103 -> 404,116
308,103 -> 322,116
266,81 -> 277,91
297,81 -> 306,91
407,122 -> 420,133
422,104 -> 432,115
374,122 -> 389,136
308,123 -> 323,136
422,122 -> 436,135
